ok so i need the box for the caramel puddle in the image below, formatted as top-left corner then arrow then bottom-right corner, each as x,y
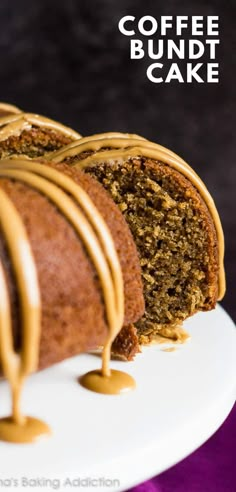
0,416 -> 51,444
161,347 -> 176,352
79,369 -> 135,395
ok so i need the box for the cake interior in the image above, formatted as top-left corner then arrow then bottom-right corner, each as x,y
0,128 -> 74,158
82,157 -> 218,341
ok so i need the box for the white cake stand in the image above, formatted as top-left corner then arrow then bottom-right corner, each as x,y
0,304 -> 235,492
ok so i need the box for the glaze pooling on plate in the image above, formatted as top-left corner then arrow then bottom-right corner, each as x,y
0,306 -> 235,489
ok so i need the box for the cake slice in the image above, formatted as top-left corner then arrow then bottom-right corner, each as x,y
46,134 -> 225,343
0,158 -> 146,440
0,159 -> 144,369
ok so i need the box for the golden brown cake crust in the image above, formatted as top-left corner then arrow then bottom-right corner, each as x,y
0,163 -> 144,369
111,324 -> 140,360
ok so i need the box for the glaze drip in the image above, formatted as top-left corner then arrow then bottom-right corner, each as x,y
0,159 -> 132,443
0,187 -> 48,442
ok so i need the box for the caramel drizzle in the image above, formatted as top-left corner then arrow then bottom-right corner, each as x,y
0,103 -> 22,115
0,113 -> 81,141
47,136 -> 204,185
46,132 -> 147,159
0,188 -> 41,425
47,135 -> 225,300
0,160 -> 124,380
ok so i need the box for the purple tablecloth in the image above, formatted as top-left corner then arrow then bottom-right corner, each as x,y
129,403 -> 235,492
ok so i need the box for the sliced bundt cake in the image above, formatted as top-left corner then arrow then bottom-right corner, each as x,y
46,134 -> 225,343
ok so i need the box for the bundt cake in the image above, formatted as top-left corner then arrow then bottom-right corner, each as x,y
0,113 -> 81,159
0,158 -> 144,442
47,134 -> 225,343
0,102 -> 226,443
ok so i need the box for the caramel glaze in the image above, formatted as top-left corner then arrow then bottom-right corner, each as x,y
0,102 -> 22,115
147,327 -> 190,345
162,347 -> 176,353
80,369 -> 135,395
46,135 -> 225,301
47,132 -> 147,159
0,188 -> 50,442
0,113 -> 81,141
0,159 -> 134,443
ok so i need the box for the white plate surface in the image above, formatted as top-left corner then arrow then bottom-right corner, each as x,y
0,304 -> 235,492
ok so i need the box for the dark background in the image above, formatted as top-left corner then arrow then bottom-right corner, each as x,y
0,0 -> 235,320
